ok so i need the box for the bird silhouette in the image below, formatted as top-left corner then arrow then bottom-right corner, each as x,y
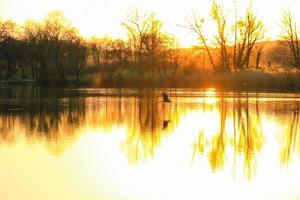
161,92 -> 171,102
162,120 -> 170,129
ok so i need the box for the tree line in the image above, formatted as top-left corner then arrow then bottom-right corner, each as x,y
0,9 -> 179,85
0,11 -> 87,83
0,1 -> 299,86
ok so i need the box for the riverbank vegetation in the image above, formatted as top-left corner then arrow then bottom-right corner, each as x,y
1,1 -> 300,90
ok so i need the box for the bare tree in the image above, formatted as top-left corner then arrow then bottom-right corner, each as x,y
121,9 -> 153,63
89,36 -> 102,68
280,10 -> 300,68
186,3 -> 264,71
109,38 -> 131,69
22,11 -> 87,83
43,10 -> 76,82
185,12 -> 217,72
253,42 -> 264,69
0,19 -> 19,78
64,29 -> 87,83
23,20 -> 41,78
234,8 -> 265,69
122,9 -> 179,83
210,1 -> 230,72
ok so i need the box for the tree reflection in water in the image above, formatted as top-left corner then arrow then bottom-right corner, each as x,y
280,101 -> 300,165
0,87 -> 299,179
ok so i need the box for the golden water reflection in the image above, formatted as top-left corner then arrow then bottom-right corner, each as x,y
1,88 -> 300,200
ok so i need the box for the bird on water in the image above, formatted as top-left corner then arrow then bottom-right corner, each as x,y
161,92 -> 171,103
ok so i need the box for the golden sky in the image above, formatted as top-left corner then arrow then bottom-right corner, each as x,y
0,0 -> 300,47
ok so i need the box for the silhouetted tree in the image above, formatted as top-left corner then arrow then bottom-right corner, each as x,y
234,8 -> 265,69
0,19 -> 19,78
280,10 -> 300,68
253,42 -> 264,69
122,9 -> 179,83
89,36 -> 102,68
210,1 -> 230,72
187,2 -> 264,71
23,19 -> 42,79
22,11 -> 87,83
185,12 -> 217,72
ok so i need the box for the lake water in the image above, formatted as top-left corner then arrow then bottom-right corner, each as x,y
1,87 -> 300,200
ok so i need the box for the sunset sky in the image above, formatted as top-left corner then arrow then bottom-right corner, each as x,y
1,0 -> 300,47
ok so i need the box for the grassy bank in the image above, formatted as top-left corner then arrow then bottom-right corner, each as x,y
2,67 -> 300,92
75,68 -> 300,92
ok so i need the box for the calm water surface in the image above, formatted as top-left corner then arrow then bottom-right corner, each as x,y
1,87 -> 300,200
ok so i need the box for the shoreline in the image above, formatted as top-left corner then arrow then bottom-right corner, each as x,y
1,81 -> 300,94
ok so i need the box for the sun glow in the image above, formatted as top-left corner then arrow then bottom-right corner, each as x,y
1,0 -> 300,47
